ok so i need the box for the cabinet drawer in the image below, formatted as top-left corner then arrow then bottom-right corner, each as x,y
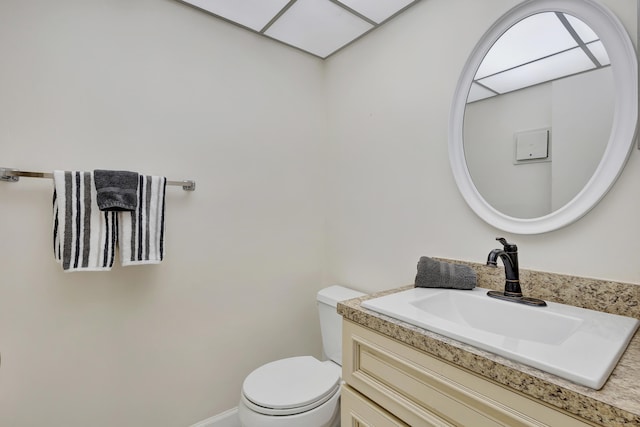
341,384 -> 410,427
343,320 -> 596,427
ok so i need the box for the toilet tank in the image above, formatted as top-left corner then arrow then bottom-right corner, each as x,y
316,285 -> 365,365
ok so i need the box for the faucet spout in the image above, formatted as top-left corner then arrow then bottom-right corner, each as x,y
486,244 -> 520,296
487,248 -> 505,267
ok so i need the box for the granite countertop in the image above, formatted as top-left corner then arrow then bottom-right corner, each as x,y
337,261 -> 640,427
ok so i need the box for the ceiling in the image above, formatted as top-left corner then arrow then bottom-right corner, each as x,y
176,2 -> 610,95
177,0 -> 422,59
468,11 -> 610,103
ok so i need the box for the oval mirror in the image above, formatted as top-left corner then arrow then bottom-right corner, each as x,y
449,0 -> 637,234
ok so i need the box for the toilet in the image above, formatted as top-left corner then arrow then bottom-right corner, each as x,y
238,285 -> 365,427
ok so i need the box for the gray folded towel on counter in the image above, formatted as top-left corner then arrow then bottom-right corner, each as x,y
94,169 -> 139,211
415,257 -> 476,290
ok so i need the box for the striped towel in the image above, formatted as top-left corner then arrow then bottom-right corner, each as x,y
53,171 -> 117,271
119,175 -> 166,266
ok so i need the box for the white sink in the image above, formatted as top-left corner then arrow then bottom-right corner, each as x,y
361,287 -> 639,389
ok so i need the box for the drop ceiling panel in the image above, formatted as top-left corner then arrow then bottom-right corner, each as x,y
475,13 -> 578,79
566,14 -> 599,43
479,48 -> 596,94
337,0 -> 415,24
470,11 -> 607,102
185,0 -> 291,31
264,0 -> 374,58
468,83 -> 497,103
179,0 -> 420,58
588,41 -> 610,65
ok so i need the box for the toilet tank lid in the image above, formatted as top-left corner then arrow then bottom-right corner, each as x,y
317,286 -> 365,307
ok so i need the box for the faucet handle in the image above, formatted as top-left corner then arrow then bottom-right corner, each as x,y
496,237 -> 517,252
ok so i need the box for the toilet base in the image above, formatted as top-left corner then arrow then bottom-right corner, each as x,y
238,387 -> 340,427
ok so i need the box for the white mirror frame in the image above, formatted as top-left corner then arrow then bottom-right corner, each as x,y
449,0 -> 638,234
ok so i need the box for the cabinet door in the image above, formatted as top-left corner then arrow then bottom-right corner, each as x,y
341,384 -> 411,427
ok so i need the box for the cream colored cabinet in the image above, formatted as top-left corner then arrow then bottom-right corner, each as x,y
342,320 -> 597,427
341,384 -> 410,427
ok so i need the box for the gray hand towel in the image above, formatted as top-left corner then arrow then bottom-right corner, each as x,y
94,169 -> 139,211
415,257 -> 476,290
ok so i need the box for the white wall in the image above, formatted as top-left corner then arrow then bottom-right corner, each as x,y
465,83 -> 552,218
0,0 -> 326,426
324,0 -> 639,291
552,67 -> 614,210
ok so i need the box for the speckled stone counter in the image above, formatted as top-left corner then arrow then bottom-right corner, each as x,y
337,260 -> 640,427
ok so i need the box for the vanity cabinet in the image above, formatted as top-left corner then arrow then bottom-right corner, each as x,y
341,385 -> 409,427
341,320 -> 597,427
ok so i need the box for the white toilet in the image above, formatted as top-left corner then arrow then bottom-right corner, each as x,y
238,285 -> 365,427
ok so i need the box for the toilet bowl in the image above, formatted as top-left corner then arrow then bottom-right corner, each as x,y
237,286 -> 365,427
238,356 -> 341,427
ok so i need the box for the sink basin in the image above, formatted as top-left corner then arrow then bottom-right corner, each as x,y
361,287 -> 639,389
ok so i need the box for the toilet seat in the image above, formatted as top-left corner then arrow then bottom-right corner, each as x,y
241,356 -> 341,416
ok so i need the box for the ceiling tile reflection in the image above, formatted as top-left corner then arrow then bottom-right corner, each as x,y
476,13 -> 578,80
470,11 -> 608,102
479,48 -> 596,95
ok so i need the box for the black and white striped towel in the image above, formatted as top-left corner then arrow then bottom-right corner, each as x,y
53,171 -> 117,271
119,175 -> 166,266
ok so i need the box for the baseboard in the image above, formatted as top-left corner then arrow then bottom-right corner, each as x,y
189,407 -> 240,427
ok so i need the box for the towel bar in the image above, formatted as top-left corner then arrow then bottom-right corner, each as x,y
0,167 -> 196,191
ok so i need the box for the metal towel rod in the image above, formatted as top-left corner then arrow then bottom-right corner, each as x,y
0,167 -> 196,191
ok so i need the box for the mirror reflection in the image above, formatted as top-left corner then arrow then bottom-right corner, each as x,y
463,12 -> 613,218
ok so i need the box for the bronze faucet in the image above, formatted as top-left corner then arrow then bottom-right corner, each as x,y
486,237 -> 546,307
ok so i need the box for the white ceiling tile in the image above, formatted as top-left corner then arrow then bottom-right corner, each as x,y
478,48 -> 596,94
183,0 -> 291,31
467,83 -> 497,103
264,0 -> 373,58
588,41 -> 610,66
565,14 -> 599,43
475,12 -> 577,79
337,0 -> 415,24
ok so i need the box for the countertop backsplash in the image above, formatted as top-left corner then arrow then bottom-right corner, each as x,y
437,258 -> 640,319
